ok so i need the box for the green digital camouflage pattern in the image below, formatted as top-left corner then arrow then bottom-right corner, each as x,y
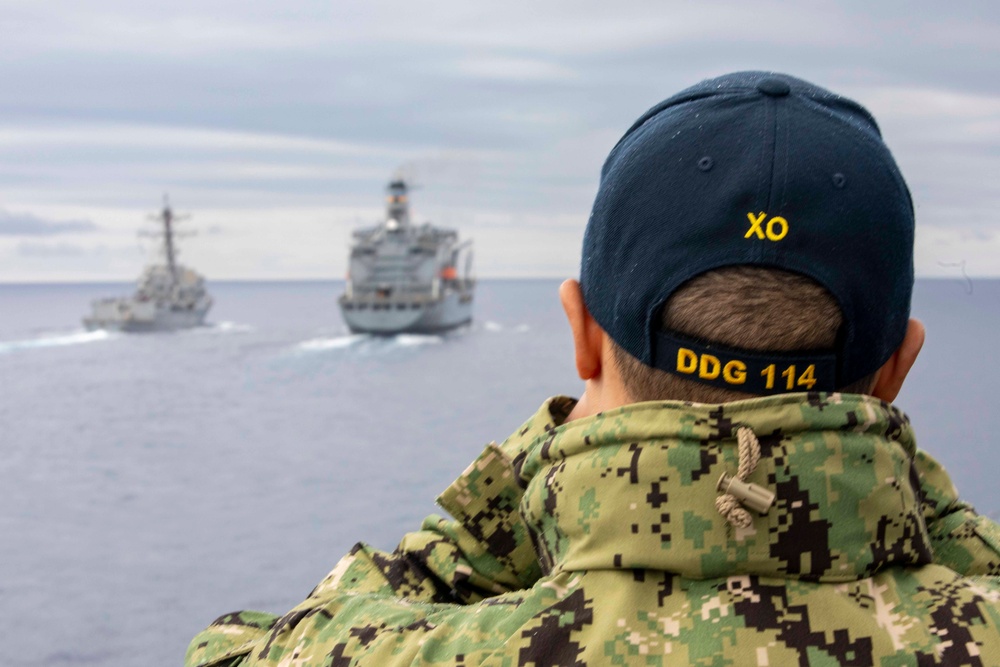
187,394 -> 1000,666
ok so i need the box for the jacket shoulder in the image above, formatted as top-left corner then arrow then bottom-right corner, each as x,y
185,610 -> 278,667
916,449 -> 1000,576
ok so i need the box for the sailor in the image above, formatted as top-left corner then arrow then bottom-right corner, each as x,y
187,72 -> 1000,666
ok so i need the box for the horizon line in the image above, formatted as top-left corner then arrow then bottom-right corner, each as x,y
0,275 -> 994,287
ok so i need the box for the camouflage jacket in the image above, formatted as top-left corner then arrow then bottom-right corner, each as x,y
187,394 -> 1000,666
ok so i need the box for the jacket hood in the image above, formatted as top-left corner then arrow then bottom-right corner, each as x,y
512,393 -> 931,582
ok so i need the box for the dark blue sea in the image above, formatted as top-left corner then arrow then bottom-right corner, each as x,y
1,279 -> 998,666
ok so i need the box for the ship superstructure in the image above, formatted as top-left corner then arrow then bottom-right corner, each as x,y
339,180 -> 474,334
84,198 -> 212,332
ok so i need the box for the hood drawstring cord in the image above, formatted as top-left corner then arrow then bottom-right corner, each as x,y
715,426 -> 775,528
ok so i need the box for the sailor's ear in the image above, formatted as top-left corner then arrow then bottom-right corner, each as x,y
559,279 -> 603,381
870,318 -> 925,403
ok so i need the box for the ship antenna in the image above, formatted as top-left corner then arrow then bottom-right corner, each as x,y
162,194 -> 177,280
385,179 -> 411,227
143,194 -> 192,284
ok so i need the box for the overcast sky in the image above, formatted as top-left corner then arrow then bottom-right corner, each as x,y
1,1 -> 999,281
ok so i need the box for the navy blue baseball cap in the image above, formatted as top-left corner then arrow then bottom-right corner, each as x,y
580,71 -> 915,394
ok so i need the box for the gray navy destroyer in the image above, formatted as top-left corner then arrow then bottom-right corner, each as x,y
84,199 -> 213,332
339,180 -> 474,334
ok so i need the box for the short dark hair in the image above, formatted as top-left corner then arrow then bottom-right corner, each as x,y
611,267 -> 877,403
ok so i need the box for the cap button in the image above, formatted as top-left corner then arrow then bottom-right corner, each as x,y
757,78 -> 791,97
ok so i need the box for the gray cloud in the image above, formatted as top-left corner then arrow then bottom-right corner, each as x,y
1,0 -> 1000,277
14,241 -> 92,257
0,210 -> 98,236
13,240 -> 142,260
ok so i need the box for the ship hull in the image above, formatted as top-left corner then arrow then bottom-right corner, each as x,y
339,291 -> 472,335
83,299 -> 210,332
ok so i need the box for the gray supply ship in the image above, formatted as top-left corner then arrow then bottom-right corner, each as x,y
339,180 -> 474,334
84,199 -> 212,332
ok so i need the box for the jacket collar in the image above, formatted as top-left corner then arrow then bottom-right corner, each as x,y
514,393 -> 931,581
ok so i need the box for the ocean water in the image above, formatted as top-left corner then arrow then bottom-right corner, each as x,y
0,278 -> 997,666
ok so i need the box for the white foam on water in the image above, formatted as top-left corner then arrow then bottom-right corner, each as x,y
292,332 -> 444,356
394,334 -> 443,347
0,330 -> 114,354
483,321 -> 503,332
297,334 -> 367,351
206,321 -> 255,334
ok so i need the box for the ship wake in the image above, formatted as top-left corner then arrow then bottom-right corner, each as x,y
295,333 -> 445,354
189,321 -> 255,335
483,321 -> 530,333
0,330 -> 115,354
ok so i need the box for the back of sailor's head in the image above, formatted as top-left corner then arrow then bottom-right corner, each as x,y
580,71 -> 914,400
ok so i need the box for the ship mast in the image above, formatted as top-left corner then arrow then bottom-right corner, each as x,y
144,195 -> 190,282
386,180 -> 411,227
162,201 -> 177,279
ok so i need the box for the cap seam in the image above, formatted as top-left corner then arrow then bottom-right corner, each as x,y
796,97 -> 914,211
611,90 -> 757,161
